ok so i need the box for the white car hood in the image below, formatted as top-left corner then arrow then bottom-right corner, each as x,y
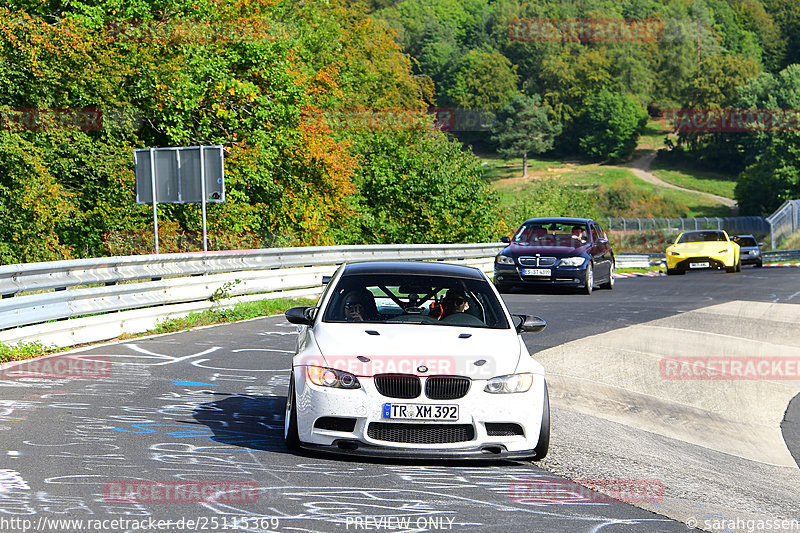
309,323 -> 522,379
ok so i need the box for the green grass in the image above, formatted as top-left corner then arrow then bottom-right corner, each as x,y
778,231 -> 800,251
636,119 -> 671,151
479,152 -> 565,181
650,158 -> 737,199
0,296 -> 317,364
616,266 -> 664,274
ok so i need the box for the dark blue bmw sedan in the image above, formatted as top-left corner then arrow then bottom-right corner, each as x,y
493,217 -> 615,295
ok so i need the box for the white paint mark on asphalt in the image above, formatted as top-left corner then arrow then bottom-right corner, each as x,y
190,359 -> 289,372
103,345 -> 221,366
231,348 -> 294,353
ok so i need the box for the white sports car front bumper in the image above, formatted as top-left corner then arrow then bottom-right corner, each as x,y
291,369 -> 548,459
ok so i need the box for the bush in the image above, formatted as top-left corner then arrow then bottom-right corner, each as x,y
500,179 -> 600,233
596,178 -> 688,218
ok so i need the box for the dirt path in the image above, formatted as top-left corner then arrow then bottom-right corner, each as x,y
623,151 -> 739,214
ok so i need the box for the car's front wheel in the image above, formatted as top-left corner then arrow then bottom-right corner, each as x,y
532,382 -> 550,461
284,373 -> 301,451
583,264 -> 593,295
600,262 -> 615,290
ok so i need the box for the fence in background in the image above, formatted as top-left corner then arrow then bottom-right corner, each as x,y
767,200 -> 800,247
605,216 -> 770,237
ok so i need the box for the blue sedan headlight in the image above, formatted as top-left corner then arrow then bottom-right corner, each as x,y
496,255 -> 515,265
559,257 -> 585,267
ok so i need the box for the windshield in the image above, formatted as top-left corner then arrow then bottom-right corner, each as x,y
734,237 -> 758,247
513,222 -> 589,247
677,231 -> 727,243
322,273 -> 510,329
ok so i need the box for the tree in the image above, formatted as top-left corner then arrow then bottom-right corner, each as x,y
444,45 -> 518,110
577,89 -> 647,161
339,130 -> 503,244
491,94 -> 561,178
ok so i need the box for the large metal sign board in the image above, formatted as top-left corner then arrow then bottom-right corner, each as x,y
134,146 -> 224,204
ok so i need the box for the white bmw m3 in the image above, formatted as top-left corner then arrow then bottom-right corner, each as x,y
283,261 -> 550,460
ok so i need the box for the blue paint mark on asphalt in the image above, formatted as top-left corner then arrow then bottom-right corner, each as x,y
173,380 -> 218,387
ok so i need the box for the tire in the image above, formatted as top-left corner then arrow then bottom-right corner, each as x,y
284,373 -> 301,451
735,257 -> 742,272
583,264 -> 593,295
600,261 -> 615,290
532,382 -> 550,461
667,268 -> 684,276
755,261 -> 763,268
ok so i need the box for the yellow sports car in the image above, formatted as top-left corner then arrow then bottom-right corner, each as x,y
666,230 -> 740,275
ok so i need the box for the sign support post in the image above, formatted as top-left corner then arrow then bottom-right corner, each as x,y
149,147 -> 159,254
200,145 -> 208,251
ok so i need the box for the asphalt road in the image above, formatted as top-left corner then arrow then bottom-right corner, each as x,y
0,265 -> 797,533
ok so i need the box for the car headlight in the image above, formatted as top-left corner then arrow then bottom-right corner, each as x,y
306,366 -> 361,389
668,250 -> 680,256
717,248 -> 729,254
496,255 -> 515,265
484,373 -> 534,394
559,256 -> 585,267
753,250 -> 760,255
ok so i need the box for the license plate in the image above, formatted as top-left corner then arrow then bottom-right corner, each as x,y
383,403 -> 459,420
689,262 -> 710,268
521,268 -> 551,277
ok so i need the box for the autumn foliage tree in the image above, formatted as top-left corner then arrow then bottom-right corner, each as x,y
0,0 -> 502,263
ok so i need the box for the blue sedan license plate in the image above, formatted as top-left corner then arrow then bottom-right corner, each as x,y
521,268 -> 550,276
383,403 -> 459,420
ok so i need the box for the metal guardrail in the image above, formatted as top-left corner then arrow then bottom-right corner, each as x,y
0,243 -> 504,297
0,244 -> 504,348
763,249 -> 800,262
617,250 -> 800,264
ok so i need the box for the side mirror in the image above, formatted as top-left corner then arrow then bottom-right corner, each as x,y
285,306 -> 316,325
665,239 -> 673,244
321,275 -> 332,285
501,236 -> 510,244
758,242 -> 764,247
512,314 -> 546,334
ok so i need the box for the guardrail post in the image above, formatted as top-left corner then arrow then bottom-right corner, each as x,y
637,218 -> 641,230
716,217 -> 721,230
623,219 -> 626,231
